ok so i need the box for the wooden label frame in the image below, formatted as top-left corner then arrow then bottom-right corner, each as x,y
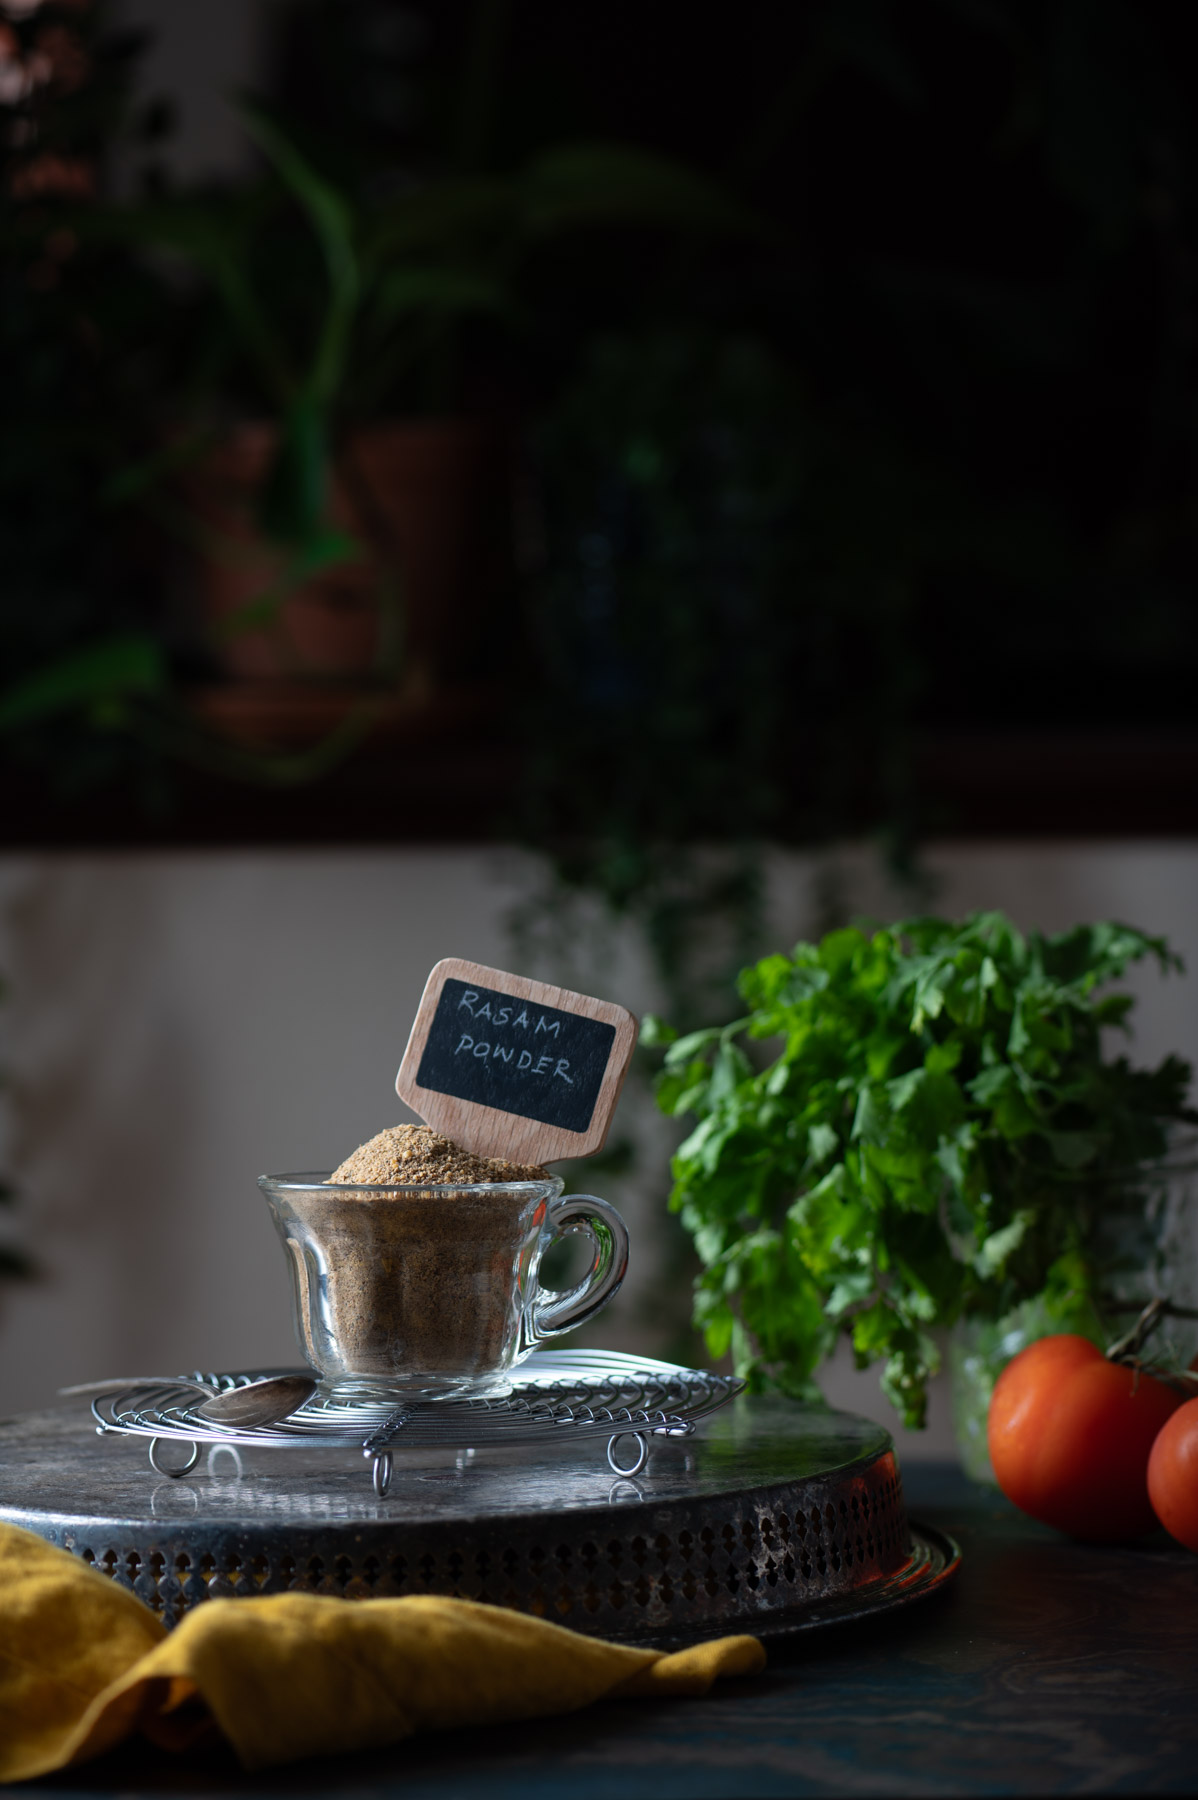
396,958 -> 639,1165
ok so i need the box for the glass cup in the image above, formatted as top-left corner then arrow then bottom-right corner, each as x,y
949,1128 -> 1198,1483
260,1172 -> 629,1402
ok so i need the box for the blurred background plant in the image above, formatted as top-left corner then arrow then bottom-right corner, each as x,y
6,0 -> 1198,838
1,0 -> 755,777
513,325 -> 979,1028
506,0 -> 1198,1028
0,0 -> 175,806
96,110 -> 753,698
4,0 -> 1198,1329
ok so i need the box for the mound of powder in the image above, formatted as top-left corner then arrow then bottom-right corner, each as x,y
327,1123 -> 547,1186
305,1126 -> 550,1384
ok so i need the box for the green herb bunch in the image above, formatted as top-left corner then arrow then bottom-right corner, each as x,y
646,914 -> 1195,1427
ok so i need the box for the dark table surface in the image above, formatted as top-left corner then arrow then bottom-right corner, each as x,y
13,1462 -> 1198,1800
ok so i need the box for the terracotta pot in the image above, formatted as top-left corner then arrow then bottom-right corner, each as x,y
184,420 -> 511,687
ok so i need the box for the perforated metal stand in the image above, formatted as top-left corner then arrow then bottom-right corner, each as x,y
0,1382 -> 959,1645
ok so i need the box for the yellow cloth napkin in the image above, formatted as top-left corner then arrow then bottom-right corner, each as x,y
0,1523 -> 765,1781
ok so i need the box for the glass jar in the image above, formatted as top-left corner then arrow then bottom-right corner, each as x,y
950,1129 -> 1198,1484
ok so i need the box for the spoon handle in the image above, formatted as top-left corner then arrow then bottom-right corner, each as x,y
196,1376 -> 316,1427
59,1376 -> 211,1398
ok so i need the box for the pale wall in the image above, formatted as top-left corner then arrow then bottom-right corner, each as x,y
0,842 -> 1194,1465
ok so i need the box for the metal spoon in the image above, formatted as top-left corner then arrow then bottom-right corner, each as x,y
194,1375 -> 317,1427
60,1372 -> 317,1428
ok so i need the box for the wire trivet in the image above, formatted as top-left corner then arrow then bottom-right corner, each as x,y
90,1352 -> 743,1495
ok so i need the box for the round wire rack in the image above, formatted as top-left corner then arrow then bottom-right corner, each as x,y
89,1352 -> 743,1495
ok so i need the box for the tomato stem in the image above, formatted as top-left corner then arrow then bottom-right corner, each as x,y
1104,1298 -> 1198,1391
1106,1298 -> 1169,1363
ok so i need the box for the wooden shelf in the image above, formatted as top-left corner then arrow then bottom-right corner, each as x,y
911,729 -> 1198,838
185,678 -> 498,751
0,717 -> 1195,849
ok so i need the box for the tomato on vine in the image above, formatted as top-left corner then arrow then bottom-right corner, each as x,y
1148,1397 -> 1198,1552
987,1331 -> 1183,1542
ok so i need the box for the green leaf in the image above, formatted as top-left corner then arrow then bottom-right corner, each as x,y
885,1067 -> 965,1149
708,1040 -> 752,1105
0,637 -> 165,730
368,266 -> 511,328
207,525 -> 363,640
820,927 -> 869,975
764,1059 -> 791,1097
740,953 -> 796,1008
851,1085 -> 891,1145
880,1333 -> 938,1431
258,394 -> 328,547
519,143 -> 763,238
866,1033 -> 907,1080
663,1026 -> 723,1068
1092,994 -> 1135,1031
640,1014 -> 678,1048
807,1122 -> 840,1165
238,103 -> 360,404
935,1122 -> 978,1194
975,1209 -> 1034,1277
674,1112 -> 726,1173
654,1061 -> 710,1117
967,1064 -> 1040,1137
101,427 -> 221,507
703,1308 -> 735,1360
211,529 -> 363,637
851,1298 -> 897,1362
693,1222 -> 729,1266
825,1268 -> 876,1317
1044,1130 -> 1104,1170
789,1165 -> 871,1283
925,1036 -> 964,1075
365,178 -> 518,260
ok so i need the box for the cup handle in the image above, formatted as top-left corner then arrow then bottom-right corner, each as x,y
527,1193 -> 629,1344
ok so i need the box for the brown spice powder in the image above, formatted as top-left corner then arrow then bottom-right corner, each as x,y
300,1125 -> 550,1385
288,1187 -> 540,1381
327,1123 -> 547,1187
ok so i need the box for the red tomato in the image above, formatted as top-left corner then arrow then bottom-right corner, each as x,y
1147,1396 -> 1198,1552
988,1333 -> 1183,1542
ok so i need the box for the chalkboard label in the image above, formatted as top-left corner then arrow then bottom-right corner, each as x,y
417,978 -> 615,1134
396,959 -> 639,1165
